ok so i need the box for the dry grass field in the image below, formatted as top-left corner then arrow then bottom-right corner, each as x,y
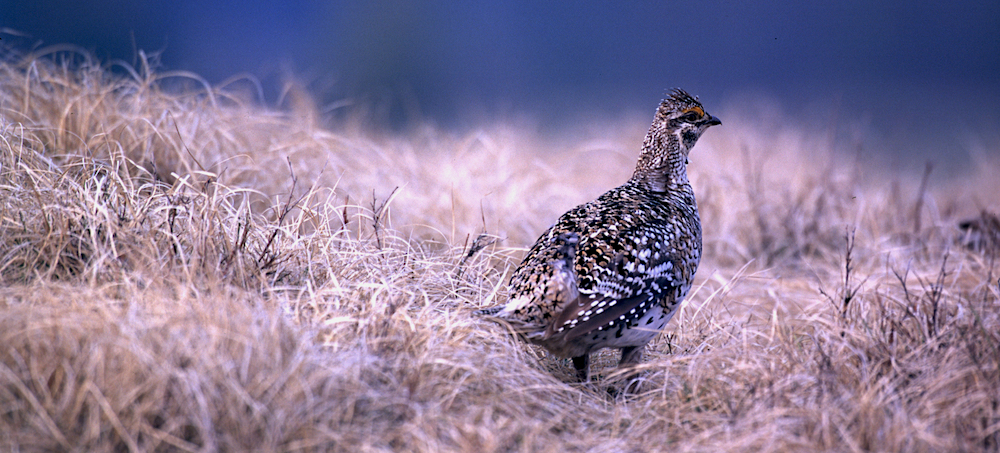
2,49 -> 999,452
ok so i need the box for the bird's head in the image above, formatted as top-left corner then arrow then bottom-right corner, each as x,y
654,88 -> 721,155
634,89 -> 720,189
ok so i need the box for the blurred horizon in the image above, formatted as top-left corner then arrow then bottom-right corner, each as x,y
3,1 -> 998,168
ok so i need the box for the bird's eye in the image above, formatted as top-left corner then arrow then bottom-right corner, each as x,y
680,111 -> 701,123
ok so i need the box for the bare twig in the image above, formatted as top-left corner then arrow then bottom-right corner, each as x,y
455,232 -> 497,278
819,228 -> 865,321
341,195 -> 350,231
370,187 -> 400,250
257,158 -> 311,271
914,253 -> 948,338
912,161 -> 933,236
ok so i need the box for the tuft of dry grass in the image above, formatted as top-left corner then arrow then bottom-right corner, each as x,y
2,48 -> 999,452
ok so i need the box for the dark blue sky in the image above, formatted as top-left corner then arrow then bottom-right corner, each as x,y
3,1 -> 998,159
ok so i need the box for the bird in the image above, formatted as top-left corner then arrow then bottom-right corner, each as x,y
478,89 -> 721,382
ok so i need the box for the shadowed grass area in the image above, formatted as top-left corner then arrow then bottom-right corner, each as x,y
2,48 -> 998,452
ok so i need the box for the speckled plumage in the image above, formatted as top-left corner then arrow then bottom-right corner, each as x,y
479,89 -> 721,381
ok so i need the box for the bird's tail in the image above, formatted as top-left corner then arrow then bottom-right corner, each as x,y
474,305 -> 505,317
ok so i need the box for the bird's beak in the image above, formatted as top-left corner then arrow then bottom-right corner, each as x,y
706,115 -> 722,126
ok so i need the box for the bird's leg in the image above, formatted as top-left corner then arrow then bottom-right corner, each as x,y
572,355 -> 590,382
617,346 -> 645,393
619,345 -> 643,366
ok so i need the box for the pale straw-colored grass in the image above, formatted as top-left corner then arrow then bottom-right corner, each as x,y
1,48 -> 998,452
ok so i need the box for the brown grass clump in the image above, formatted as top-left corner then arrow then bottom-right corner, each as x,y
2,48 -> 999,452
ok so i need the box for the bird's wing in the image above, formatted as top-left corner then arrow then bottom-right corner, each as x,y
557,276 -> 674,341
544,227 -> 685,340
485,231 -> 580,334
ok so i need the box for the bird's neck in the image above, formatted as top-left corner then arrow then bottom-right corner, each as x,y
632,133 -> 691,193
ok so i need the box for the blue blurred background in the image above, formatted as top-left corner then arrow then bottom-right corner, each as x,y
3,1 -> 998,163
